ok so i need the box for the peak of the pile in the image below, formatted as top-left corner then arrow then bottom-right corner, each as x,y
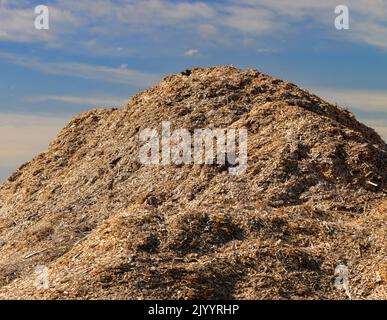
157,65 -> 265,85
126,66 -> 384,146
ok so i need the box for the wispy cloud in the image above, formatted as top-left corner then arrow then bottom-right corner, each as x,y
56,0 -> 215,27
73,0 -> 387,50
220,5 -> 279,34
0,51 -> 160,87
0,4 -> 79,43
227,0 -> 387,49
26,95 -> 128,107
352,19 -> 387,49
184,49 -> 200,57
316,88 -> 387,113
1,0 -> 386,52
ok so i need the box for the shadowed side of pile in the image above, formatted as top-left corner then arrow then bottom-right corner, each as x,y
0,66 -> 386,299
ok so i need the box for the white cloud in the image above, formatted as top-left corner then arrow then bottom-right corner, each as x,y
60,0 -> 215,25
0,51 -> 160,87
0,4 -> 79,43
1,0 -> 386,51
221,5 -> 279,34
237,0 -> 387,49
26,95 -> 128,107
184,49 -> 199,57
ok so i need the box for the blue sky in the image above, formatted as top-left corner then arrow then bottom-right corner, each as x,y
0,0 -> 386,181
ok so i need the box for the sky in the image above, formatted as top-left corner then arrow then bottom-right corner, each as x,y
0,0 -> 386,181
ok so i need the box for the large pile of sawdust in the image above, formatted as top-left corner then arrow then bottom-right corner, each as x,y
0,66 -> 385,299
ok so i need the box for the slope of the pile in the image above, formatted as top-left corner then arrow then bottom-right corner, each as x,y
0,202 -> 385,299
0,66 -> 386,299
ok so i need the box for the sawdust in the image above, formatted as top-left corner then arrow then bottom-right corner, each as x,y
0,66 -> 385,299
